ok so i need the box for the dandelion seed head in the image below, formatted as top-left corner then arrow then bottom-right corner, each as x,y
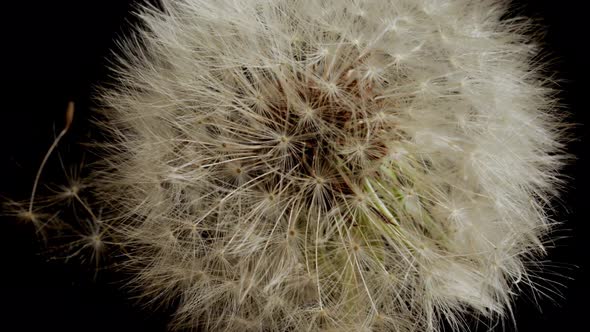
74,0 -> 570,330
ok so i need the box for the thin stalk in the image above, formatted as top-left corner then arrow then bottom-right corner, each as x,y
28,102 -> 75,214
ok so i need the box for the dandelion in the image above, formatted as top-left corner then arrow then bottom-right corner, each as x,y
16,0 -> 570,331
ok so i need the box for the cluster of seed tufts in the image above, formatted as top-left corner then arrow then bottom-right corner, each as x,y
24,0 -> 567,331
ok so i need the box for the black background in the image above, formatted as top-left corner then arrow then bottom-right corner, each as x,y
0,1 -> 587,331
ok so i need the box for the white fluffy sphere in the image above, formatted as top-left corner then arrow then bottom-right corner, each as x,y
91,0 -> 567,330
